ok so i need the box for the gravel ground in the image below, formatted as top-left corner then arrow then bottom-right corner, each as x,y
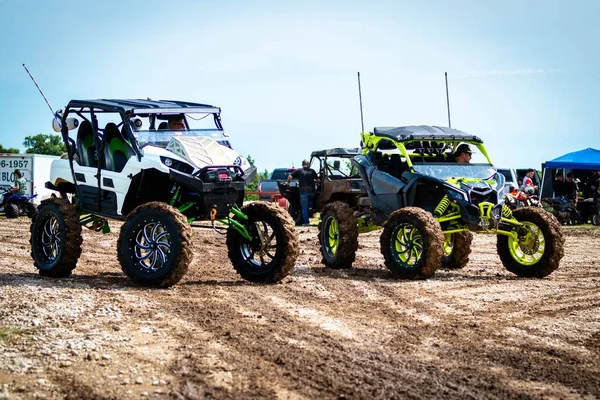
0,217 -> 599,399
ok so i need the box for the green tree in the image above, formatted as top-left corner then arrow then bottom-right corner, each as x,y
244,154 -> 269,201
0,144 -> 20,153
23,134 -> 66,156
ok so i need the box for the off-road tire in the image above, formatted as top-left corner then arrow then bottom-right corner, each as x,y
318,201 -> 358,269
26,203 -> 37,219
497,207 -> 564,278
118,202 -> 192,288
380,207 -> 444,279
592,211 -> 600,226
288,204 -> 303,226
5,203 -> 20,218
227,201 -> 298,283
30,197 -> 82,278
441,231 -> 473,269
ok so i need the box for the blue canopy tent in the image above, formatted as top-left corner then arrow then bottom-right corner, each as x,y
545,148 -> 600,169
540,148 -> 600,198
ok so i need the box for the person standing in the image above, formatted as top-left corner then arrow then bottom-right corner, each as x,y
553,172 -> 567,197
288,160 -> 320,226
564,172 -> 578,201
520,168 -> 538,194
583,170 -> 599,198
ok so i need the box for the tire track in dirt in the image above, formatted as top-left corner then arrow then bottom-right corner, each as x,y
1,219 -> 600,398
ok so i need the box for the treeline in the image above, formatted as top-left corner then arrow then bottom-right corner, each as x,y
245,154 -> 269,201
1,134 -> 65,155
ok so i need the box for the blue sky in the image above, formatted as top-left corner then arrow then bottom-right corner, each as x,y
1,0 -> 598,172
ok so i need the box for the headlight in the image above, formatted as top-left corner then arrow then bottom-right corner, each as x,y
159,157 -> 194,174
445,186 -> 467,201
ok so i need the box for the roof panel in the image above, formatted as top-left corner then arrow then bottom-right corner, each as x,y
310,148 -> 361,157
373,125 -> 483,143
66,99 -> 220,113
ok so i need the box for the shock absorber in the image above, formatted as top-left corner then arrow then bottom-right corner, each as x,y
502,205 -> 513,219
434,195 -> 451,217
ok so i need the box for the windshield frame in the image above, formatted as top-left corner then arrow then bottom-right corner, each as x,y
133,128 -> 232,149
412,163 -> 499,181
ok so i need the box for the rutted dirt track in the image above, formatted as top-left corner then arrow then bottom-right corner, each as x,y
0,217 -> 599,399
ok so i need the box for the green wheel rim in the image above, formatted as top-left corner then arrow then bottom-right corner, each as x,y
391,223 -> 423,267
443,233 -> 454,257
508,222 -> 545,266
324,215 -> 339,257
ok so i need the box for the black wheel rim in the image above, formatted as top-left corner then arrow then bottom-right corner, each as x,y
133,221 -> 171,273
40,214 -> 62,262
240,221 -> 277,269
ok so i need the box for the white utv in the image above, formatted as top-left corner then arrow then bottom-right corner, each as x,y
30,99 -> 298,287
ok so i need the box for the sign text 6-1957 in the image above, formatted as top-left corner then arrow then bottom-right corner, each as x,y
0,160 -> 29,169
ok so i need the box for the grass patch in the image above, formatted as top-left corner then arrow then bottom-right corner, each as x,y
0,326 -> 37,344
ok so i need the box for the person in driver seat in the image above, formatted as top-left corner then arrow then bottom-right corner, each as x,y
168,116 -> 186,131
454,143 -> 473,164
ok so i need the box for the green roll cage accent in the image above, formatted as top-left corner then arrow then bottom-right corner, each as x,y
359,132 -> 494,167
169,187 -> 252,240
79,214 -> 111,233
431,197 -> 522,239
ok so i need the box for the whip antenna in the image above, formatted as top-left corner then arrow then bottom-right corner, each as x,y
445,72 -> 452,128
23,63 -> 56,116
357,72 -> 365,133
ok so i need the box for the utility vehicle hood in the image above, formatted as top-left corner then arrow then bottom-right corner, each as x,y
144,136 -> 250,171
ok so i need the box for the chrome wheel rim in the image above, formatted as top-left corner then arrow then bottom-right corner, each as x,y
241,221 -> 277,268
134,222 -> 171,272
41,215 -> 61,261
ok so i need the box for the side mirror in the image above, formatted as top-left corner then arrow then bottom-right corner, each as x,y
130,117 -> 143,131
333,160 -> 341,169
52,117 -> 79,132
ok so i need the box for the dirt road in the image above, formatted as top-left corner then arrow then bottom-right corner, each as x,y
0,218 -> 599,399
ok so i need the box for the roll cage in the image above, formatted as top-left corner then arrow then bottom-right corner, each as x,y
360,129 -> 494,170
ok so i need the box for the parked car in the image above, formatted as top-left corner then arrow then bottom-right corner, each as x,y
257,168 -> 296,201
496,168 -> 518,193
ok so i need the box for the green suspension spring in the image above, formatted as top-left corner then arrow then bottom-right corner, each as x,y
502,205 -> 513,218
434,195 -> 451,217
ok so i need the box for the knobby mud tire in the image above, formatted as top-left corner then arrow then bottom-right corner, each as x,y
441,231 -> 473,269
497,207 -> 564,278
227,201 -> 298,283
593,211 -> 600,226
30,197 -> 82,278
318,201 -> 358,269
5,203 -> 20,219
380,207 -> 444,279
288,204 -> 303,226
118,202 -> 192,288
26,203 -> 38,219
